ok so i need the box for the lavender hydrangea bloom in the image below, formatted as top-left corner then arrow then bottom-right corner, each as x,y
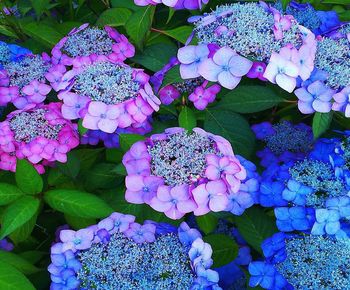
123,127 -> 252,219
249,233 -> 350,289
49,212 -> 222,289
134,0 -> 209,10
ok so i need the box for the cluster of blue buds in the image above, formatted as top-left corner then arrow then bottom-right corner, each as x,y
0,41 -> 31,69
257,130 -> 350,239
249,232 -> 350,289
274,1 -> 341,35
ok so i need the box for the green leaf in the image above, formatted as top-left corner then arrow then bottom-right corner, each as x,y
64,214 -> 96,230
30,0 -> 50,18
161,65 -> 182,88
57,152 -> 80,179
160,26 -> 192,44
234,207 -> 278,254
15,159 -> 43,194
9,213 -> 38,244
96,8 -> 132,27
281,0 -> 291,9
204,109 -> 255,157
44,189 -> 113,218
78,119 -> 88,136
0,196 -> 40,239
84,163 -> 121,191
106,148 -> 124,163
119,134 -> 145,152
196,213 -> 218,235
0,251 -> 39,275
21,22 -> 63,48
322,0 -> 350,4
125,6 -> 155,48
132,43 -> 177,72
216,86 -> 285,113
113,163 -> 127,176
0,183 -> 24,206
0,261 -> 35,290
312,112 -> 333,139
179,107 -> 197,131
0,25 -> 17,38
203,234 -> 238,268
75,148 -> 104,170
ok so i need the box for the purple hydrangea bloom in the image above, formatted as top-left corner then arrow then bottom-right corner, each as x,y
123,127 -> 251,219
49,212 -> 222,289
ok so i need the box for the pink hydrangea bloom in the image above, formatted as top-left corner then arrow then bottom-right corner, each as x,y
56,57 -> 159,136
188,83 -> 221,110
198,47 -> 252,89
150,185 -> 197,219
0,103 -> 79,173
159,85 -> 180,105
50,24 -> 135,67
246,62 -> 267,81
273,12 -> 293,40
0,54 -> 57,109
123,127 -> 249,219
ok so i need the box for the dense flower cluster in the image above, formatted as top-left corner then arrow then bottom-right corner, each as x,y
252,121 -> 313,168
123,127 -> 254,219
177,2 -> 317,93
134,0 -> 209,10
51,24 -> 135,67
0,53 -> 60,109
249,233 -> 350,290
0,41 -> 31,69
274,1 -> 341,35
56,57 -> 160,134
48,212 -> 221,289
256,131 -> 350,238
0,103 -> 79,173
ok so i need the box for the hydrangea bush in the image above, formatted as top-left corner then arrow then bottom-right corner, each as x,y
0,0 -> 349,289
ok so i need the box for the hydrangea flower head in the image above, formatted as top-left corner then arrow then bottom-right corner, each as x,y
253,121 -> 313,168
178,2 -> 316,92
134,0 -> 209,10
0,54 -> 58,108
249,233 -> 350,289
0,103 -> 79,173
257,132 -> 350,237
123,127 -> 253,219
56,57 -> 159,135
51,24 -> 135,67
0,41 -> 31,69
49,212 -> 221,289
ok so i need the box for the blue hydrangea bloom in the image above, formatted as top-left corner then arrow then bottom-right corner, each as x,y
259,132 -> 350,238
0,41 -> 31,69
250,233 -> 350,289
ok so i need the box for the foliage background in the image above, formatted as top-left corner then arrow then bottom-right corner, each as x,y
0,0 -> 349,289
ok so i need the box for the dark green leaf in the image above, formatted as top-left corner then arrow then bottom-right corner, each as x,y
132,43 -> 177,72
44,189 -> 113,218
84,163 -> 121,190
75,148 -> 104,170
281,0 -> 291,9
64,214 -> 96,230
125,6 -> 155,48
106,148 -> 124,163
203,234 -> 238,268
0,196 -> 40,239
0,251 -> 39,275
0,261 -> 35,290
96,8 -> 132,27
57,152 -> 80,179
0,184 -> 24,206
21,22 -> 63,48
204,109 -> 255,157
179,107 -> 197,131
216,86 -> 285,113
78,119 -> 88,136
312,112 -> 333,139
161,65 -> 182,88
9,213 -> 38,244
160,26 -> 192,44
119,134 -> 145,152
30,0 -> 49,18
15,159 -> 43,194
196,213 -> 218,235
234,207 -> 278,254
